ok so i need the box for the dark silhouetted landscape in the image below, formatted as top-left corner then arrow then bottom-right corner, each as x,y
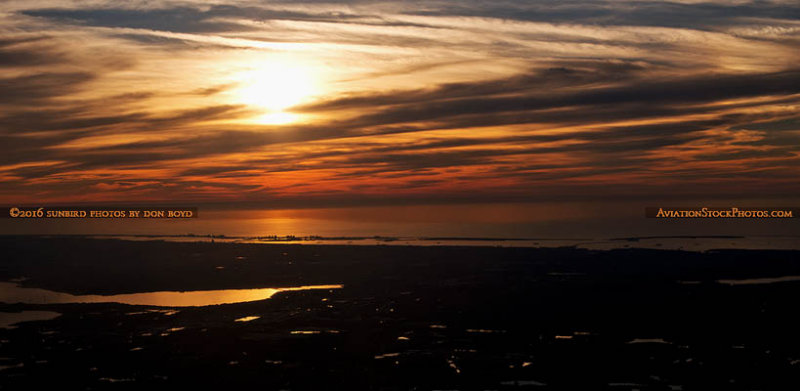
2,236 -> 800,390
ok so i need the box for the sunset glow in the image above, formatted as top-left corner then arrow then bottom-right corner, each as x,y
235,60 -> 318,124
0,0 -> 798,206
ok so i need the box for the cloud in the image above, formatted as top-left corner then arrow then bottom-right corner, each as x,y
0,72 -> 96,105
0,36 -> 70,68
4,64 -> 798,202
20,5 -> 405,34
302,68 -> 800,124
22,1 -> 800,34
1,0 -> 799,205
22,6 -> 254,34
405,1 -> 800,30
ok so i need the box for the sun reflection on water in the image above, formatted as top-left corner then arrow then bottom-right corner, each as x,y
0,282 -> 343,307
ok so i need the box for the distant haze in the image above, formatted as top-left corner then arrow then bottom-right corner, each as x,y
2,201 -> 798,241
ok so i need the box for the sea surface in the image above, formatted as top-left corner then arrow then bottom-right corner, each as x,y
2,201 -> 799,250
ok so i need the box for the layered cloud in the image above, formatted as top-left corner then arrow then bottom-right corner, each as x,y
0,0 -> 798,205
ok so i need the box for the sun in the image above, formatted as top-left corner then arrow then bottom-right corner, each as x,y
235,60 -> 317,124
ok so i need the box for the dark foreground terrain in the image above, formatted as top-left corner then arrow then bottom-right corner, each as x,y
1,236 -> 800,390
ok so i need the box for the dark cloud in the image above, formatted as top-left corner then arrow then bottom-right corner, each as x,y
0,131 -> 90,165
110,33 -> 231,49
22,7 -> 255,33
22,1 -> 800,35
304,69 -> 800,129
694,148 -> 798,162
732,116 -> 800,132
121,120 -> 710,182
0,104 -> 248,134
0,38 -> 69,68
406,0 -> 800,30
0,72 -> 96,105
0,109 -> 146,133
190,83 -> 237,97
21,5 -> 401,34
301,62 -> 650,112
0,37 -> 48,48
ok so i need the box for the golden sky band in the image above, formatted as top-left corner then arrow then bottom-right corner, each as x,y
4,207 -> 198,219
645,207 -> 797,219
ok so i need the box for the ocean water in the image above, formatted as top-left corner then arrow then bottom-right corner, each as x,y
1,201 -> 799,250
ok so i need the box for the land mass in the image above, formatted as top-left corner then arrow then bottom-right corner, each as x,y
1,236 -> 800,390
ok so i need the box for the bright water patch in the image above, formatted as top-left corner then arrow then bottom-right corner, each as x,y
0,282 -> 342,307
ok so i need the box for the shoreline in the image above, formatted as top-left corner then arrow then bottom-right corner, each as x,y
3,233 -> 800,252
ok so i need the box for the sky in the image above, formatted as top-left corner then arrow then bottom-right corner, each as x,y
1,0 -> 799,208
